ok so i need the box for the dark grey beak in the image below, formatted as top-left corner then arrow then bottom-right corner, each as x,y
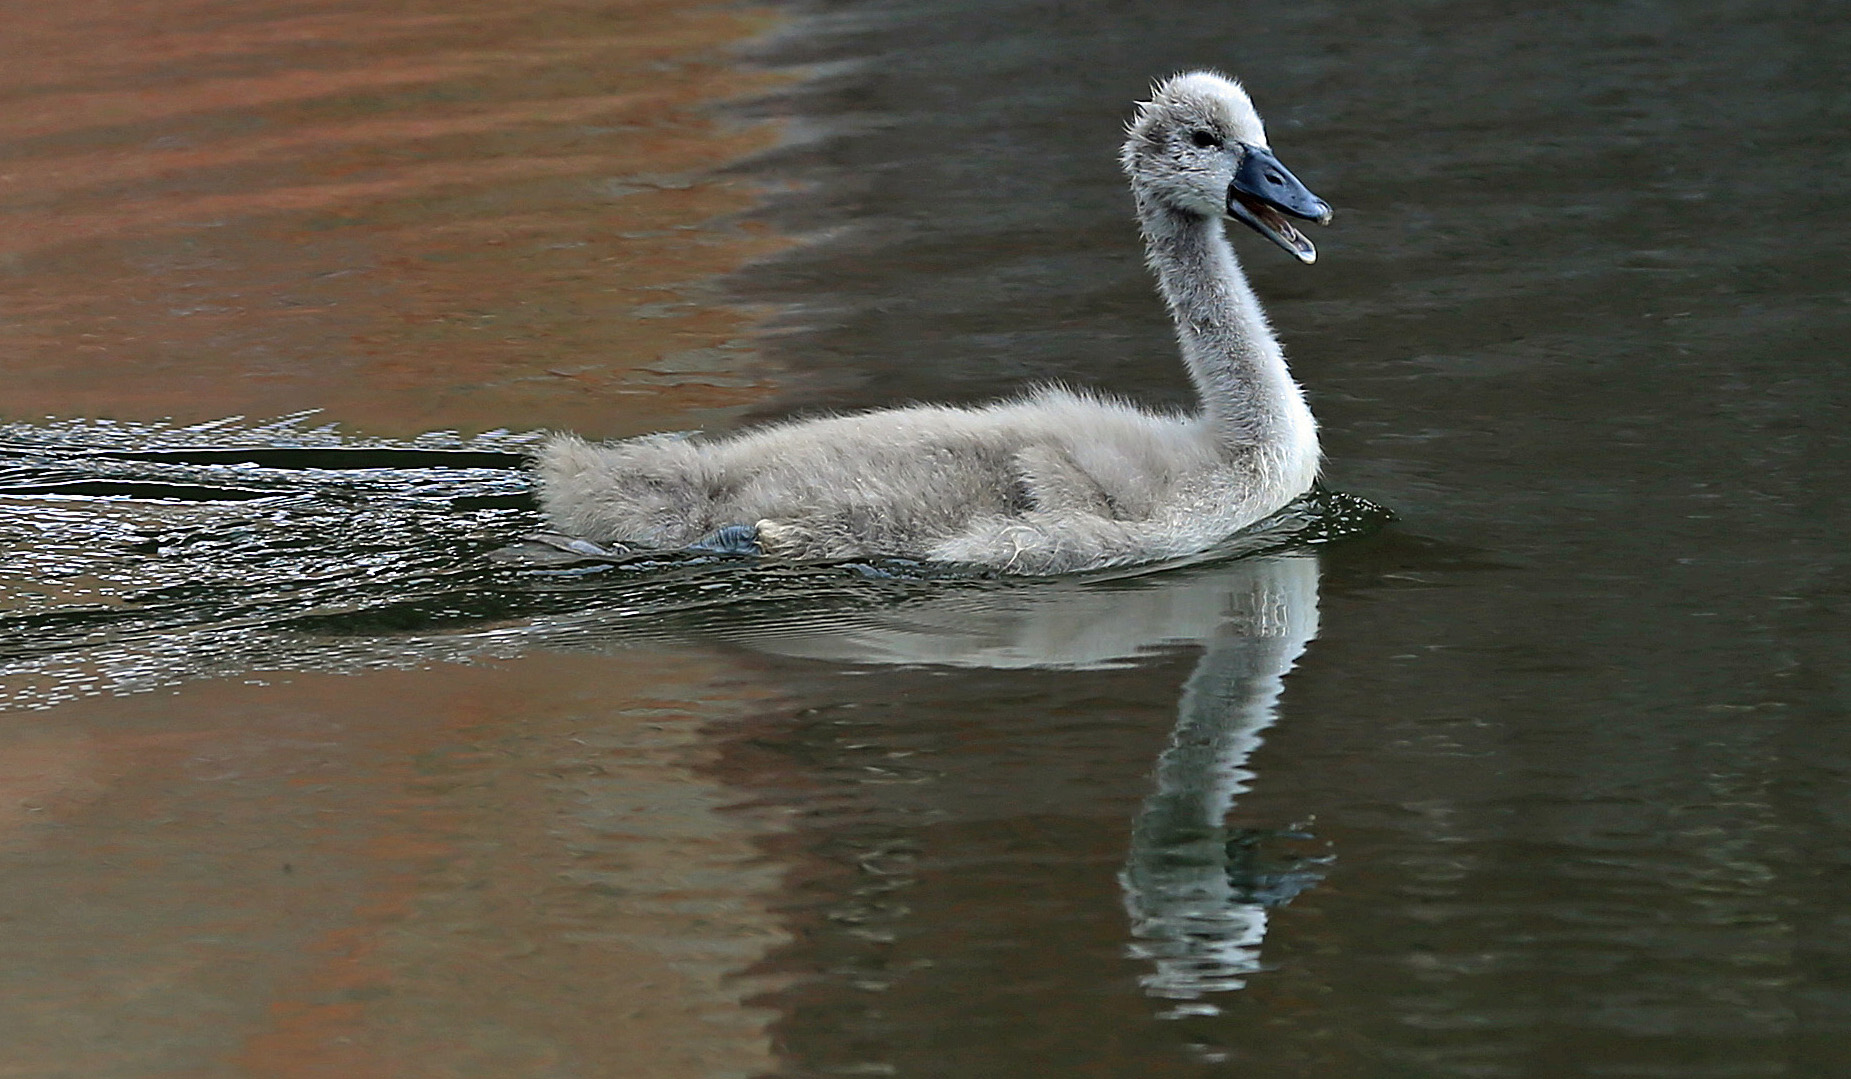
1226,145 -> 1332,263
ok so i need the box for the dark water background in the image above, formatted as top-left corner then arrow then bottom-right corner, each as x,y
2,0 -> 1848,1076
720,1 -> 1851,1074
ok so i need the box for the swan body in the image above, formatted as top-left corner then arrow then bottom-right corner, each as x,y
537,71 -> 1334,574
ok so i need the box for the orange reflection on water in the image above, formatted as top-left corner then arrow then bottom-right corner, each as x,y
0,654 -> 789,1078
0,0 -> 808,1073
0,0 -> 793,439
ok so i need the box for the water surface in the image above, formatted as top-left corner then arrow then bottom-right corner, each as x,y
723,2 -> 1851,1075
3,0 -> 1849,1076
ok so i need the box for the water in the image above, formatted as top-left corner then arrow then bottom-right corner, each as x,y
2,0 -> 1848,1076
0,416 -> 1384,708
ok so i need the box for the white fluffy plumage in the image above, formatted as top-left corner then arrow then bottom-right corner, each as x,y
537,71 -> 1328,574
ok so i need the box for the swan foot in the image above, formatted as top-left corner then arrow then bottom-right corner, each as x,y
526,531 -> 635,559
754,518 -> 816,559
488,531 -> 634,567
686,523 -> 762,556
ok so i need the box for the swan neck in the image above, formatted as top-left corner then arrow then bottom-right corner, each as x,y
1137,196 -> 1316,456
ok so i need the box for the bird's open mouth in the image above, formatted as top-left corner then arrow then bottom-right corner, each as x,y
1229,194 -> 1321,264
1225,144 -> 1331,265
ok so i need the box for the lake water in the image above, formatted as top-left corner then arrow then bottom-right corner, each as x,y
1,0 -> 1847,1076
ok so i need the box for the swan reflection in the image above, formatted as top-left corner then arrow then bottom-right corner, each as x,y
1,412 -> 1333,1013
1120,554 -> 1323,1014
707,553 -> 1325,1012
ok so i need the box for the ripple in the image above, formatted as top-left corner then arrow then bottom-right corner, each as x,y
0,416 -> 1388,709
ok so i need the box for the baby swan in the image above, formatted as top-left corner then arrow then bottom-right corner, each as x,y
537,71 -> 1333,574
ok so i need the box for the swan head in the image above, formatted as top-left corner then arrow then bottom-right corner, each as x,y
1122,71 -> 1332,263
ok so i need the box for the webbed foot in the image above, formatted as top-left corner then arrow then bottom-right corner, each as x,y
526,531 -> 635,558
489,531 -> 635,567
686,523 -> 762,556
754,519 -> 817,558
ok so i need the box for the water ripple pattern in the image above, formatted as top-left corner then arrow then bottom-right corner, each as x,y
0,416 -> 1387,710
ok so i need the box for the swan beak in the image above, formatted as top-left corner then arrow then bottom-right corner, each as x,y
1226,145 -> 1331,264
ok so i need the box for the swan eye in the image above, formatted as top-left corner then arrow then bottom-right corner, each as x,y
1189,129 -> 1221,149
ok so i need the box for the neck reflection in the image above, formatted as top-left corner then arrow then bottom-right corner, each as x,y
707,552 -> 1327,1015
1120,553 -> 1323,1015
